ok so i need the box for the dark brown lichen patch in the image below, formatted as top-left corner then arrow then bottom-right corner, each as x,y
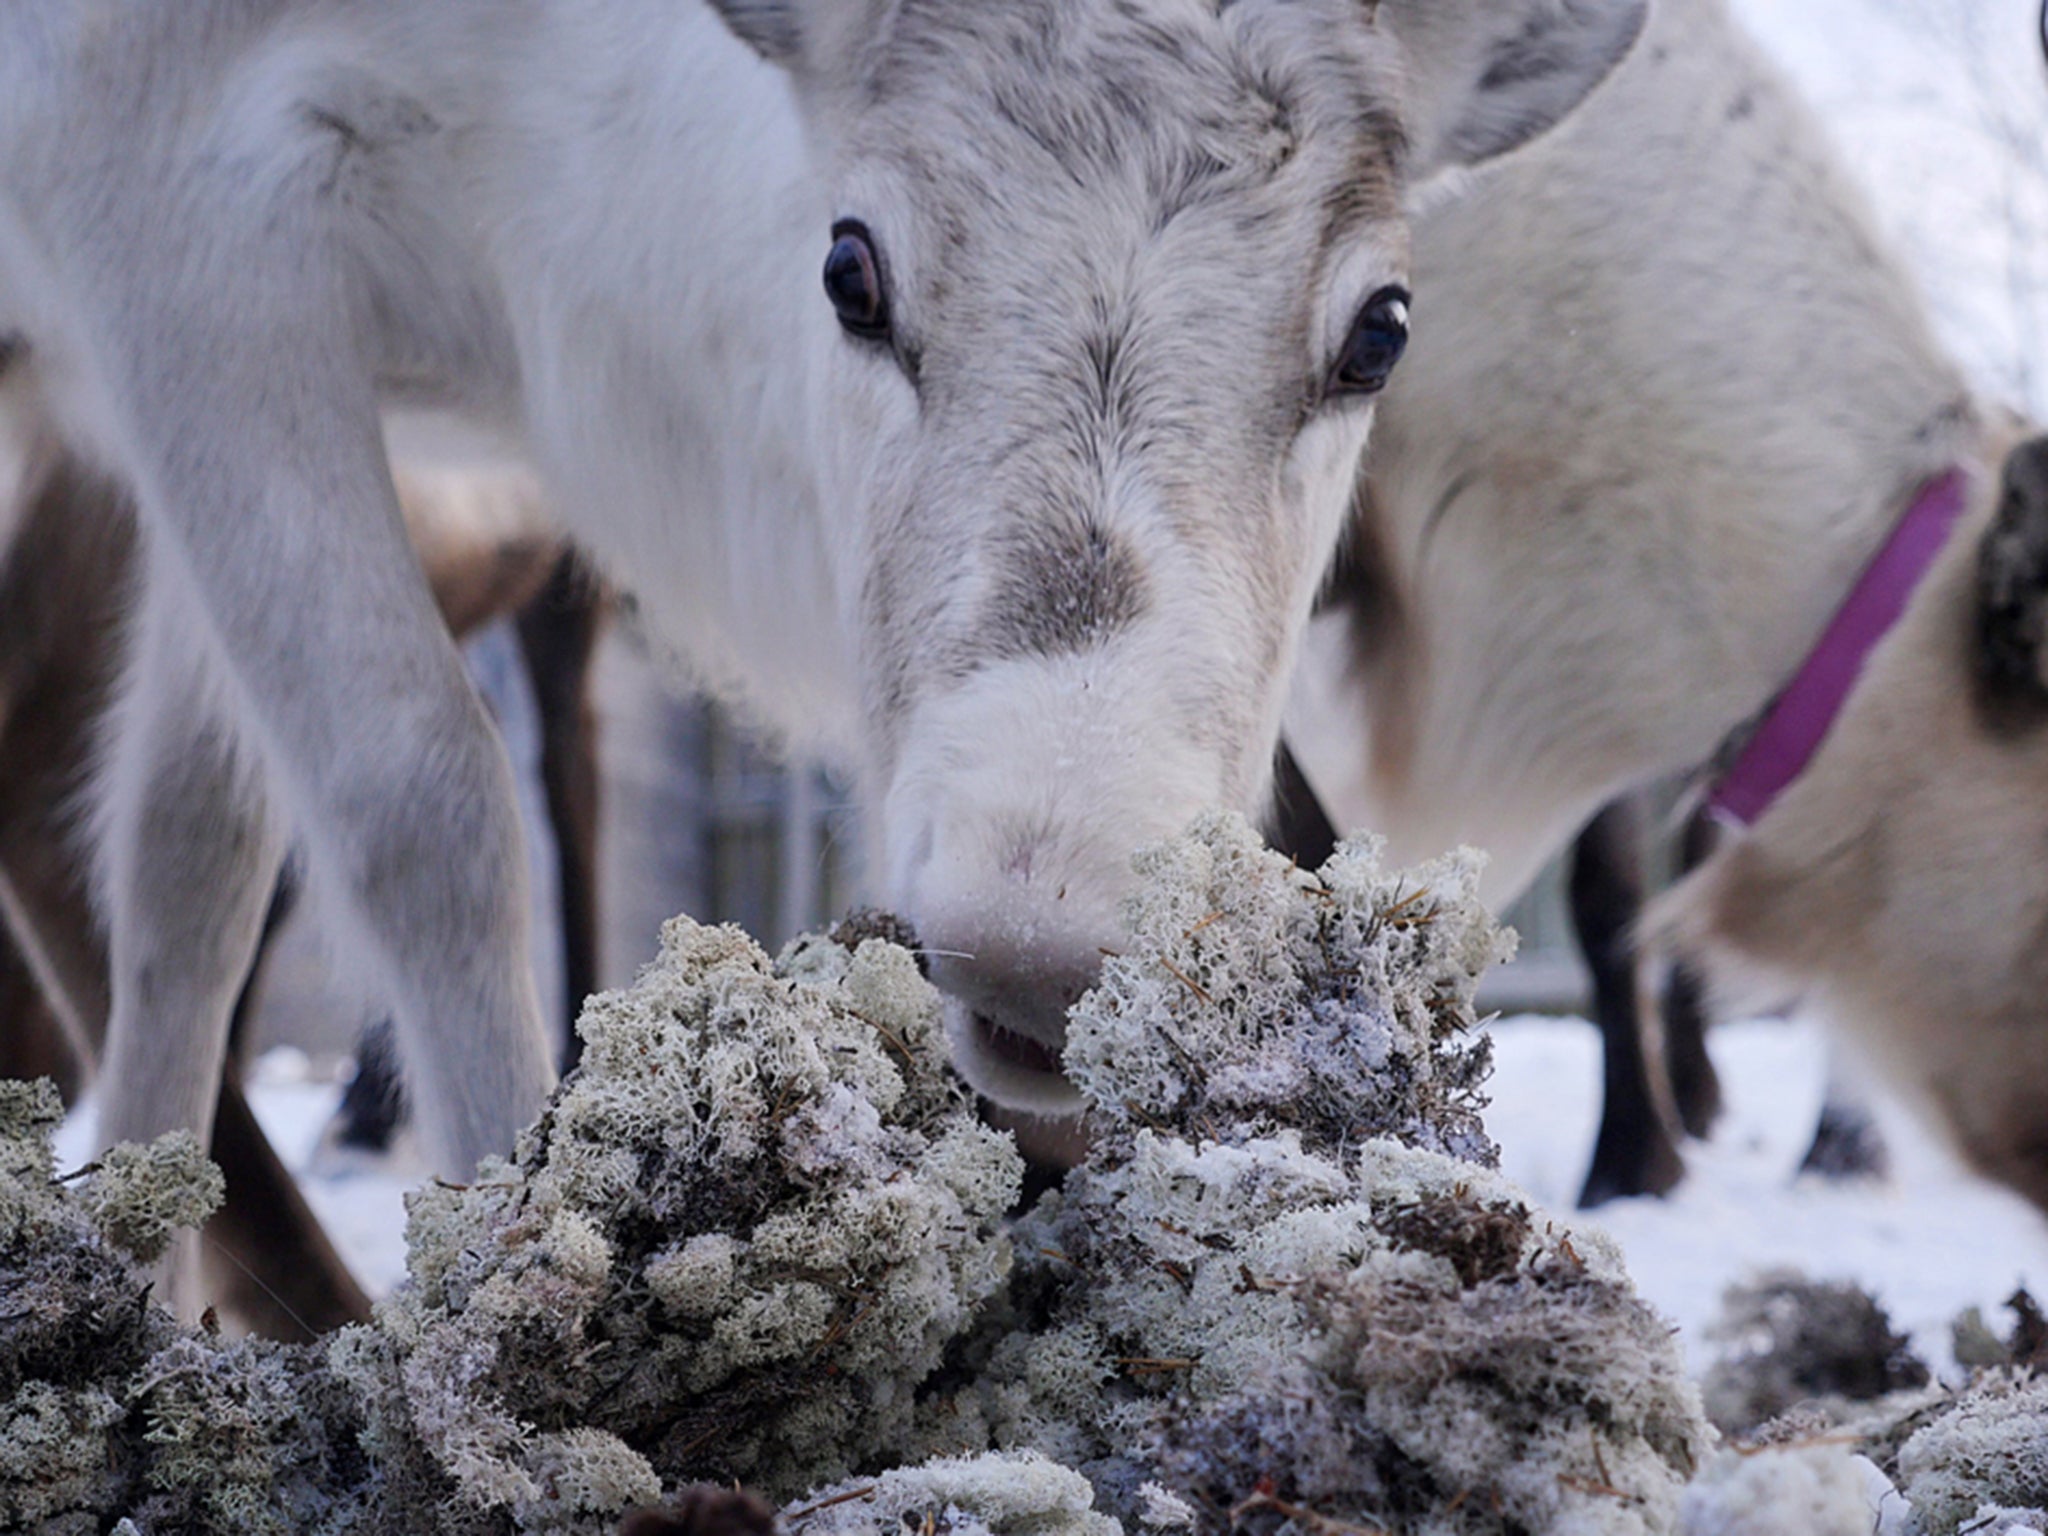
1700,1270 -> 1931,1437
1381,1194 -> 1533,1290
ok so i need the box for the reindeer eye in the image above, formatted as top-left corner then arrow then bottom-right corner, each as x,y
1331,285 -> 1410,396
824,220 -> 889,339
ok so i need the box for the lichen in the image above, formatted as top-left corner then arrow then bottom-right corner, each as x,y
912,814 -> 1708,1536
0,815 -> 1849,1536
788,1452 -> 1119,1536
1894,1372 -> 2048,1536
1063,814 -> 1508,1164
1699,1270 -> 1929,1437
1675,1445 -> 1884,1536
80,1130 -> 225,1265
0,919 -> 1019,1532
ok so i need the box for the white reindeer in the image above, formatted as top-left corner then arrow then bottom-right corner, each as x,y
1283,0 -> 2043,1209
0,0 -> 1646,1298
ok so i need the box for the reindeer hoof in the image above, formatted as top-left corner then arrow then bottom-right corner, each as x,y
1797,1102 -> 1891,1182
1578,1121 -> 1686,1208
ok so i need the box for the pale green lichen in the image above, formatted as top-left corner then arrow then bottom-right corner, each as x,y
81,1130 -> 225,1264
31,816 -> 2016,1535
353,916 -> 1022,1514
1894,1373 -> 2048,1535
0,918 -> 1018,1532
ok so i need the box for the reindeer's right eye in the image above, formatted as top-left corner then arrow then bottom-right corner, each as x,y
824,221 -> 890,340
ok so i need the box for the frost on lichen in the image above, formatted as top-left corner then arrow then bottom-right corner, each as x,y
919,814 -> 1710,1536
362,917 -> 1022,1511
1063,813 -> 1507,1163
0,922 -> 1019,1532
0,817 -> 1723,1536
0,1079 -> 206,1532
1893,1372 -> 2048,1536
1675,1445 -> 1883,1536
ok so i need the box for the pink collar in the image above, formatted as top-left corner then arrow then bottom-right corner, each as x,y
1708,468 -> 1972,828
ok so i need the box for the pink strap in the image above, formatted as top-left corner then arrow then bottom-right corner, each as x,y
1709,469 -> 1970,828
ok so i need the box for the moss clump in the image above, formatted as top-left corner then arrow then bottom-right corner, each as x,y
339,918 -> 1021,1516
81,1130 -> 224,1265
1063,815 -> 1506,1164
0,923 -> 1021,1533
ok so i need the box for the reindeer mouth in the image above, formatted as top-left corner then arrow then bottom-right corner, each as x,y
975,1013 -> 1064,1075
942,999 -> 1086,1115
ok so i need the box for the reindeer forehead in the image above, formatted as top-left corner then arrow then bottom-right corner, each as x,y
848,0 -> 1406,207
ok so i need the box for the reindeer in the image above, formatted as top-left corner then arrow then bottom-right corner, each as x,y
0,0 -> 1647,1311
1651,430 -> 2048,1212
1281,0 -> 2036,1209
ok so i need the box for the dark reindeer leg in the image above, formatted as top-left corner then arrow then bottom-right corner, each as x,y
0,933 -> 83,1102
1797,1059 -> 1890,1181
1575,797 -> 1686,1207
333,1018 -> 408,1153
514,551 -> 606,1069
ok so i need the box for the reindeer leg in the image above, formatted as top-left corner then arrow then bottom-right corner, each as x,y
205,1064 -> 374,1336
91,575 -> 296,1315
0,445 -> 369,1332
62,280 -> 554,1182
1575,797 -> 1686,1207
1660,807 -> 1724,1140
515,553 -> 605,1068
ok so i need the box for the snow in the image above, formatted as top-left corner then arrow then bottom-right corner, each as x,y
1483,1014 -> 2048,1378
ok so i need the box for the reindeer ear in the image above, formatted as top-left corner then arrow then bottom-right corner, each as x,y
703,0 -> 804,65
1375,0 -> 1648,173
1978,435 -> 2048,705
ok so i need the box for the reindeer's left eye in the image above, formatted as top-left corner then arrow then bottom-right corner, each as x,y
824,220 -> 890,340
1331,285 -> 1410,396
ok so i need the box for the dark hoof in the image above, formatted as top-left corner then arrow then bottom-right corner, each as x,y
1798,1102 -> 1891,1182
334,1018 -> 408,1152
1578,1121 -> 1687,1208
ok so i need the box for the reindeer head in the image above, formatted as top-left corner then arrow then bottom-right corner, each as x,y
709,0 -> 1646,1117
1654,434 -> 2048,1210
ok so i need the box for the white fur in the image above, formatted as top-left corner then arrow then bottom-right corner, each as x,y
1287,0 -> 1981,909
0,0 -> 1644,1227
